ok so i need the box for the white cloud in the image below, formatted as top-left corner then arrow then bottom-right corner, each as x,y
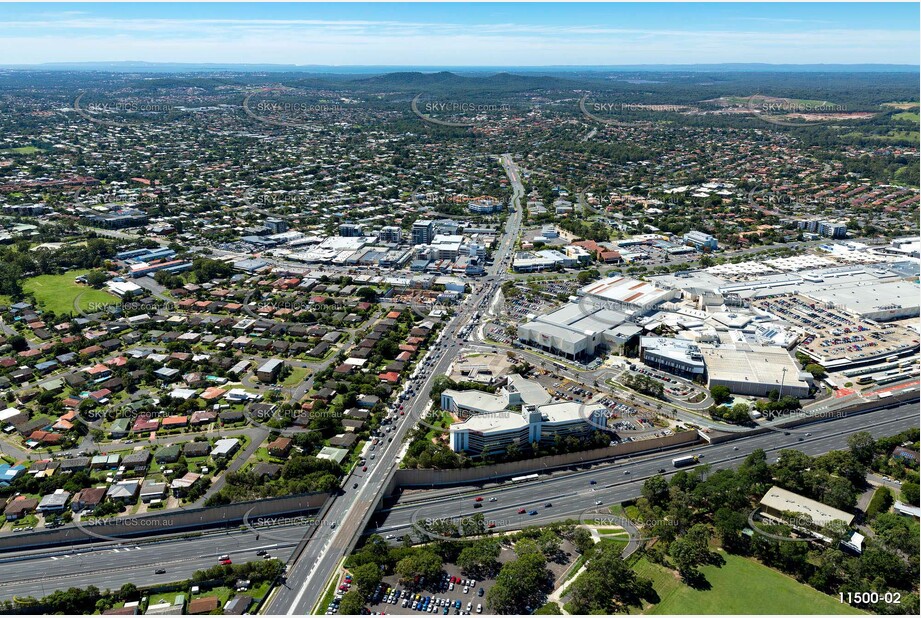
0,15 -> 916,65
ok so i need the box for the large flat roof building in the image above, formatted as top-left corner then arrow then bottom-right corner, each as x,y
441,374 -> 552,417
760,485 -> 854,529
580,276 -> 676,314
518,303 -> 639,360
701,345 -> 810,398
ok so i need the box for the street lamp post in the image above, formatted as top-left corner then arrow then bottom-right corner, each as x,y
779,367 -> 787,399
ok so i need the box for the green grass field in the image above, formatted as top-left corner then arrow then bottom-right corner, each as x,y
2,146 -> 41,154
22,270 -> 119,315
633,552 -> 865,615
281,366 -> 309,387
893,111 -> 920,123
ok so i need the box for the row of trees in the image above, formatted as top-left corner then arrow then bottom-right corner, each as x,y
631,430 -> 919,613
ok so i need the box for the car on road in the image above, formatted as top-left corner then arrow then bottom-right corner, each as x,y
219,558 -> 232,565
352,482 -> 358,489
474,496 -> 483,501
528,510 -> 538,516
657,468 -> 666,474
473,503 -> 482,508
595,500 -> 603,505
517,508 -> 526,514
544,502 -> 552,508
589,480 -> 597,485
155,569 -> 166,574
488,497 -> 497,502
487,523 -> 496,529
362,466 -> 368,471
256,550 -> 267,556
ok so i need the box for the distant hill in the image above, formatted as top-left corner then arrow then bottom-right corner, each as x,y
1,62 -> 916,74
346,71 -> 576,93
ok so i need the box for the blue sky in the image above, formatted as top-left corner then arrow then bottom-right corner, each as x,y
1,3 -> 918,66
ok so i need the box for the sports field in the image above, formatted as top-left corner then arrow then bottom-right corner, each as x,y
22,270 -> 119,315
633,552 -> 865,615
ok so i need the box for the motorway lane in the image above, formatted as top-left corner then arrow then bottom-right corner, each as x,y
266,156 -> 526,615
371,404 -> 918,538
0,525 -> 306,601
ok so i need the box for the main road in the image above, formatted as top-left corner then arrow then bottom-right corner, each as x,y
1,401 -> 913,602
265,155 -> 525,615
0,524 -> 307,601
371,401 -> 918,538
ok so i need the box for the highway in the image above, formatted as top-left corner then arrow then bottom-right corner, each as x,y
370,403 -> 918,539
1,401 -> 914,602
0,525 -> 307,601
264,154 -> 525,615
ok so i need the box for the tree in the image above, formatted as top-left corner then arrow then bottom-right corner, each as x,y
486,552 -> 549,614
847,431 -> 876,464
351,562 -> 382,598
8,335 -> 28,352
567,542 -> 653,613
709,385 -> 732,405
85,270 -> 108,288
573,527 -> 594,555
901,482 -> 920,507
356,287 -> 377,302
822,476 -> 858,511
804,363 -> 827,379
535,602 -> 562,614
642,475 -> 670,508
338,590 -> 365,615
396,549 -> 443,584
668,524 -> 714,580
713,508 -> 748,553
457,539 -> 501,577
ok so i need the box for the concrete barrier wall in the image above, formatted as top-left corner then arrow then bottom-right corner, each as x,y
393,430 -> 699,488
707,390 -> 918,444
0,492 -> 333,553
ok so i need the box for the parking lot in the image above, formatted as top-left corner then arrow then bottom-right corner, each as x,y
325,566 -> 496,615
753,294 -> 918,364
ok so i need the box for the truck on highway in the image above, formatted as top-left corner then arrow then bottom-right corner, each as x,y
672,455 -> 699,468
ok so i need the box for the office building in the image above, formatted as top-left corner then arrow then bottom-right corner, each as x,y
339,223 -> 364,237
412,219 -> 434,245
378,226 -> 403,244
683,230 -> 718,250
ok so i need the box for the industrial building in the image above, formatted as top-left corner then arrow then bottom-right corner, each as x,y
701,345 -> 810,398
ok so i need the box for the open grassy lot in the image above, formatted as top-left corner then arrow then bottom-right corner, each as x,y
22,270 -> 118,315
281,366 -> 309,387
633,552 -> 865,615
1,146 -> 41,154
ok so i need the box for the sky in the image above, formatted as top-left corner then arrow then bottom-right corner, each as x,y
0,2 -> 918,67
